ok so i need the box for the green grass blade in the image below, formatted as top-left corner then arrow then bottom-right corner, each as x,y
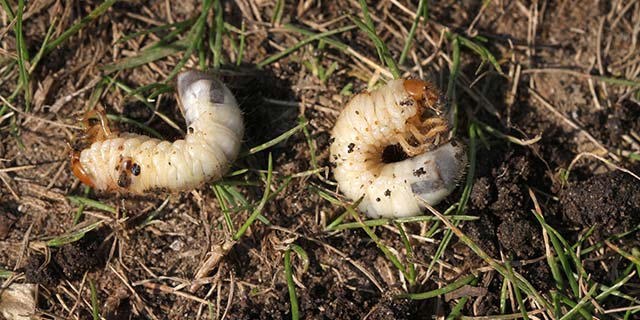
357,0 -> 376,31
73,186 -> 92,224
272,0 -> 284,26
551,291 -> 562,318
324,197 -> 362,231
9,116 -> 24,149
395,221 -> 416,285
347,14 -> 400,78
397,274 -> 475,299
445,277 -> 479,320
532,210 -> 578,296
446,36 -> 461,102
139,196 -> 171,228
47,221 -> 102,247
67,196 -> 117,213
556,292 -> 593,319
0,0 -> 15,19
257,25 -> 356,68
559,285 -> 599,320
605,241 -> 640,267
90,280 -> 100,320
246,120 -> 308,155
212,184 -> 235,233
0,269 -> 13,278
233,153 -> 273,240
356,0 -> 383,63
105,77 -> 157,110
211,0 -> 224,69
505,259 -> 529,320
166,10 -> 200,76
29,16 -> 58,74
289,244 -> 310,273
208,302 -> 215,320
547,227 -> 588,280
499,275 -> 508,314
106,78 -> 181,132
331,215 -> 478,231
396,214 -> 478,223
344,199 -> 411,280
44,0 -> 117,55
236,21 -> 246,66
103,38 -> 190,73
15,0 -> 30,110
299,116 -> 319,172
105,113 -> 163,139
580,225 -> 640,255
426,123 -> 477,276
284,247 -> 300,320
284,24 -> 350,52
456,35 -> 503,74
85,79 -> 108,111
116,17 -> 196,44
398,0 -> 429,65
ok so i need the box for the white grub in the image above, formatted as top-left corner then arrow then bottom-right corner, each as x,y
330,79 -> 466,218
72,71 -> 244,193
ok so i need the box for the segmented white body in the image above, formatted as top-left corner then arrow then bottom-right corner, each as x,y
78,71 -> 243,193
330,79 -> 466,218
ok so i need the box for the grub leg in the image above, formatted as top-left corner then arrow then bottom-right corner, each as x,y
397,134 -> 427,157
82,107 -> 115,142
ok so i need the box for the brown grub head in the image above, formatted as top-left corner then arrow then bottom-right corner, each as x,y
403,79 -> 427,101
403,79 -> 442,112
69,106 -> 120,189
398,79 -> 451,157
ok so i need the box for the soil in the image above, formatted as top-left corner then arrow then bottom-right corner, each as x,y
1,1 -> 639,319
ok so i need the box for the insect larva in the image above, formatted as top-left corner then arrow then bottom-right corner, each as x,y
70,70 -> 244,193
330,79 -> 466,218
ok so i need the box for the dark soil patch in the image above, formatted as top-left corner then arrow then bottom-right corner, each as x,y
24,231 -> 104,287
560,170 -> 640,239
466,144 -> 548,261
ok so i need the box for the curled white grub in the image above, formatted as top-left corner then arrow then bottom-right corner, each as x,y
330,79 -> 466,218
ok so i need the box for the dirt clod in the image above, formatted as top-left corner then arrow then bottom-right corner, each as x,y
24,232 -> 104,286
55,234 -> 102,280
498,218 -> 542,259
560,171 -> 640,238
24,254 -> 59,288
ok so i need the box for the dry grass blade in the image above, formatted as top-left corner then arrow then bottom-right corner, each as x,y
564,152 -> 640,182
189,239 -> 236,292
522,68 -> 640,88
527,87 -> 619,161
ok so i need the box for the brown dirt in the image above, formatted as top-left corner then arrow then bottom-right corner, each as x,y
24,231 -> 104,286
1,0 -> 639,319
560,170 -> 640,240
